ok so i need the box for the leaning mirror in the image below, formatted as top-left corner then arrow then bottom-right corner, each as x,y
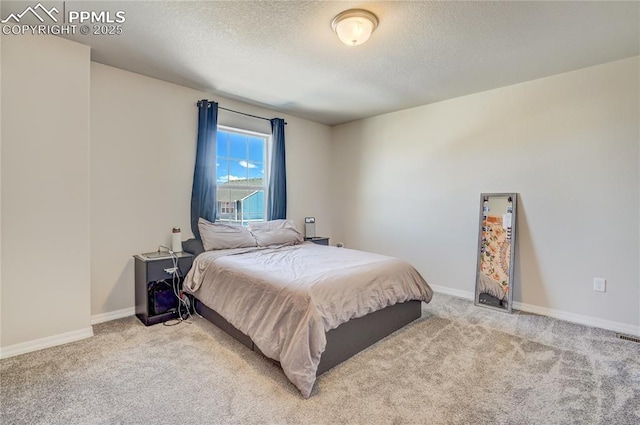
475,193 -> 517,313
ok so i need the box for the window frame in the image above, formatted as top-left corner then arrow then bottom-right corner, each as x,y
216,125 -> 270,226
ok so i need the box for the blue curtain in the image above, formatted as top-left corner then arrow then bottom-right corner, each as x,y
190,100 -> 218,239
267,118 -> 287,220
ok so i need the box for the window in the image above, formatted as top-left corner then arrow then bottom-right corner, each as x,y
219,201 -> 236,215
216,126 -> 268,226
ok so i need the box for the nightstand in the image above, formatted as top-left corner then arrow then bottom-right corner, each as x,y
134,252 -> 194,326
304,237 -> 330,246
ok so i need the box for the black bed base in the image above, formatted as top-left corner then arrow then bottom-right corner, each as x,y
194,298 -> 422,376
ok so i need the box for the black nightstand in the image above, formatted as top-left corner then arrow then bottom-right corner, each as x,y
304,237 -> 329,246
134,252 -> 194,326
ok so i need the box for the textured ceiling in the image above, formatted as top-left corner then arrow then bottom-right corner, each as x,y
3,1 -> 639,125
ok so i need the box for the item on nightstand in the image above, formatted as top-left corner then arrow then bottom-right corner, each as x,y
304,217 -> 316,238
172,227 -> 182,253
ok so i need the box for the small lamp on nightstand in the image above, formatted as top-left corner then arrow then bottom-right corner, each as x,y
304,217 -> 316,238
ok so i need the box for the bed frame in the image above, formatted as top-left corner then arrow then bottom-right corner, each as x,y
194,298 -> 422,376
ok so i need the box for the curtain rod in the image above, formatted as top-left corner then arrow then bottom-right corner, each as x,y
197,100 -> 287,125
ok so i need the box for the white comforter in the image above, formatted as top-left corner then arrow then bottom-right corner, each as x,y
183,242 -> 433,398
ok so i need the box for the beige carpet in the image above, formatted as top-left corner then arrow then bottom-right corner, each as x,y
1,294 -> 639,424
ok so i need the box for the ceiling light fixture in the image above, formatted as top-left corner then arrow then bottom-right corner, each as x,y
331,9 -> 379,47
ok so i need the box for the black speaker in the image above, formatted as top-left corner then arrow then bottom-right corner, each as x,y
148,281 -> 178,315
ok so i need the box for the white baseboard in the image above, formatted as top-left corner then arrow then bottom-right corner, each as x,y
91,307 -> 135,325
0,327 -> 94,359
512,300 -> 640,337
429,284 -> 474,300
430,284 -> 640,337
0,307 -> 135,359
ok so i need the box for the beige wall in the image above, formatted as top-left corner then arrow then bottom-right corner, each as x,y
1,33 -> 3,346
1,36 -> 92,348
0,37 -> 333,350
2,34 -> 637,352
90,63 -> 333,317
331,57 -> 640,332
1,32 -> 3,348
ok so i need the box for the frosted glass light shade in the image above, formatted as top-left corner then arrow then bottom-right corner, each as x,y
331,9 -> 378,47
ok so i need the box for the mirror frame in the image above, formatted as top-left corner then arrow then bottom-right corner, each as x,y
474,193 -> 517,313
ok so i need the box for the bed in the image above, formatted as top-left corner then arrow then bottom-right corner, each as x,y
182,235 -> 432,398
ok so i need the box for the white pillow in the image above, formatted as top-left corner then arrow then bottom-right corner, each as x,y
198,218 -> 257,251
249,219 -> 296,232
249,220 -> 303,247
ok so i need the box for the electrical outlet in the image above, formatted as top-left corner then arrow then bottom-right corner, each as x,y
593,277 -> 606,292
